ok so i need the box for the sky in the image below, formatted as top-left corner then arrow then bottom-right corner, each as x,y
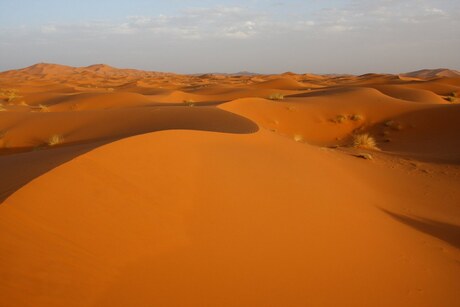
0,0 -> 459,74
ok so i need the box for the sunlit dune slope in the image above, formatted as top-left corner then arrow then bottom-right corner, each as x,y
1,130 -> 459,307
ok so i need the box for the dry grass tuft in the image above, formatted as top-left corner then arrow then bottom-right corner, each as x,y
38,104 -> 49,112
352,133 -> 379,150
0,103 -> 6,111
293,134 -> 304,142
335,114 -> 347,123
350,114 -> 363,121
446,96 -> 457,103
268,93 -> 285,100
183,99 -> 195,107
47,134 -> 64,146
0,89 -> 21,103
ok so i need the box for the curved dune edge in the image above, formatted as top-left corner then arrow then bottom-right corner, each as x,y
0,129 -> 459,307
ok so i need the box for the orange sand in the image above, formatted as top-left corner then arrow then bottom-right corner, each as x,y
0,64 -> 459,307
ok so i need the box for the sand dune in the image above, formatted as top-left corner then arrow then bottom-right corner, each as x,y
0,64 -> 459,307
402,68 -> 460,80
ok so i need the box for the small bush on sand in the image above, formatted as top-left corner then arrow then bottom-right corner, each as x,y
350,114 -> 363,121
47,134 -> 64,146
183,99 -> 195,107
293,134 -> 304,142
335,114 -> 347,123
0,89 -> 20,103
446,96 -> 457,103
352,133 -> 378,150
268,93 -> 284,100
38,104 -> 49,112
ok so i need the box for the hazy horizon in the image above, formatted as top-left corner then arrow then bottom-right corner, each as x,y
1,0 -> 459,74
2,61 -> 460,76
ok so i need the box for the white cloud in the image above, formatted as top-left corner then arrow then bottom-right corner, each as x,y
40,25 -> 58,34
5,2 -> 458,42
0,1 -> 459,73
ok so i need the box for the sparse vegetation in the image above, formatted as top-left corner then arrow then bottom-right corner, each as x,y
446,96 -> 457,103
38,104 -> 49,112
183,99 -> 195,107
0,89 -> 21,103
293,134 -> 304,142
335,114 -> 347,123
268,93 -> 285,100
352,133 -> 379,150
47,134 -> 64,146
349,114 -> 363,121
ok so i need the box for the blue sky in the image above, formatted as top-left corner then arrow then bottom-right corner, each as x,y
1,0 -> 459,74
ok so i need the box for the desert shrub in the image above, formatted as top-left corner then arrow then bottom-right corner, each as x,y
38,104 -> 49,112
293,134 -> 304,142
0,89 -> 20,102
335,114 -> 347,123
349,114 -> 363,121
268,93 -> 285,100
446,96 -> 457,103
352,133 -> 378,150
183,99 -> 195,107
47,134 -> 64,146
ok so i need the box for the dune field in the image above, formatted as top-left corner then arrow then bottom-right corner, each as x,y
0,63 -> 459,306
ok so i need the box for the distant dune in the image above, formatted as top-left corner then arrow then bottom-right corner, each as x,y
401,68 -> 460,79
0,64 -> 459,307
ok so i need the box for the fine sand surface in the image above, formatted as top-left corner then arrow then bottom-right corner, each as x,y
0,64 -> 459,307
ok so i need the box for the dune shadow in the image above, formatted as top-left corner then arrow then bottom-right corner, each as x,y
148,100 -> 228,107
285,86 -> 358,98
366,105 -> 460,165
382,209 -> 460,249
0,107 -> 259,204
